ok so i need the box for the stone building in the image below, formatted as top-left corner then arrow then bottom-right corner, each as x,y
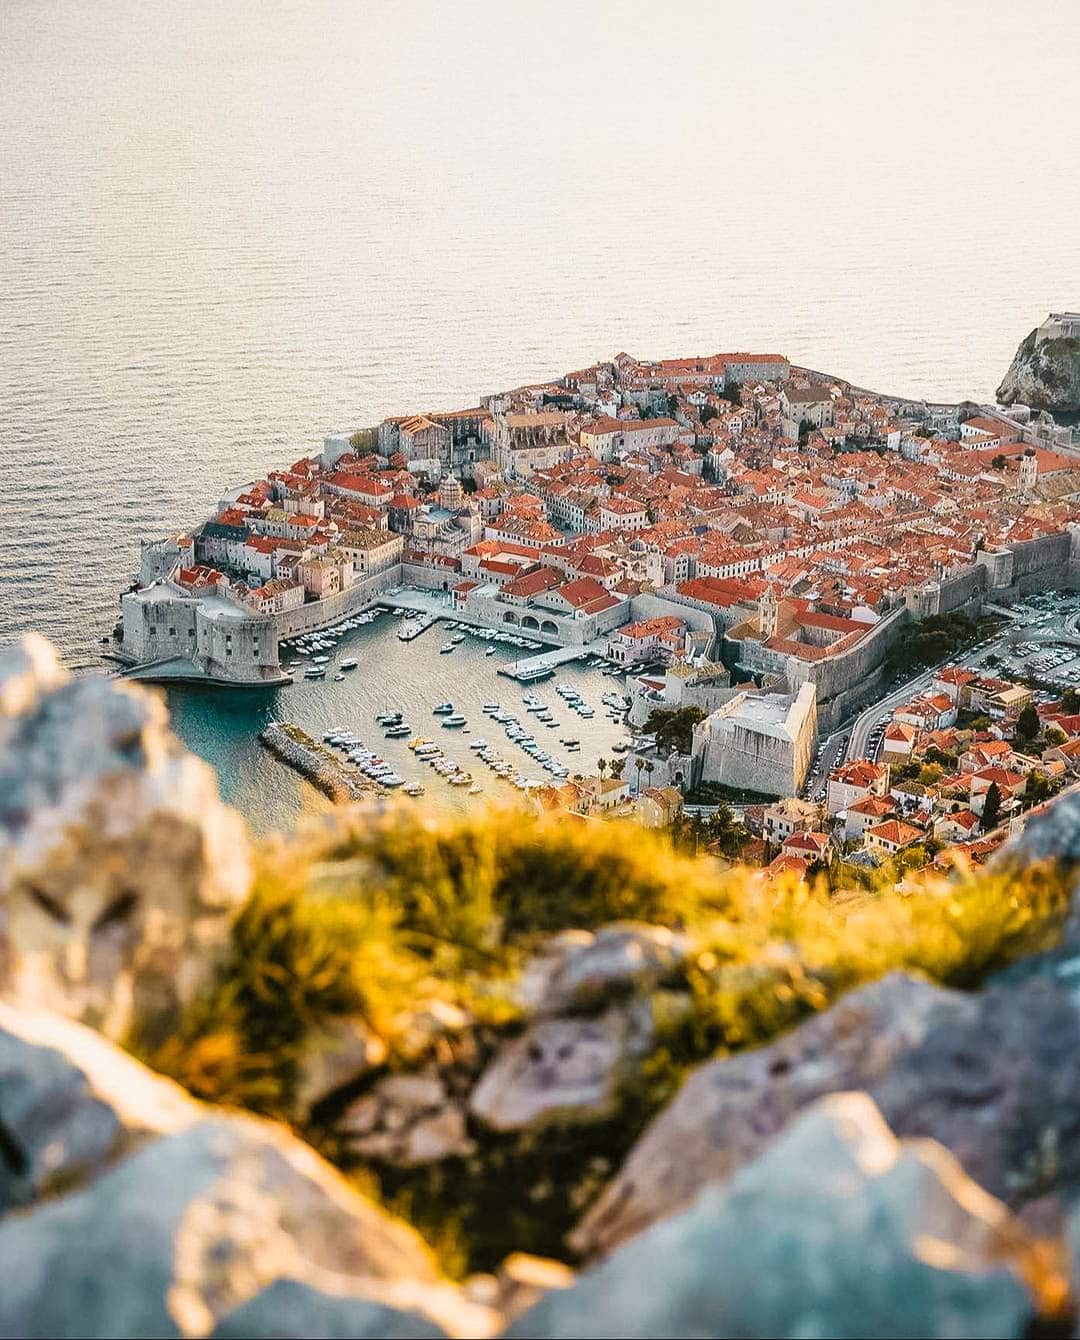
691,683 -> 818,797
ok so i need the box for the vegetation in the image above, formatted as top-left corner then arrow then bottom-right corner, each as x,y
886,611 -> 978,676
643,704 -> 707,755
1014,703 -> 1042,746
348,428 -> 379,456
982,781 -> 1002,832
134,803 -> 1073,1274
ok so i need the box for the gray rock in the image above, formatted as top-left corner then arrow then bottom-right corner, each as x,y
575,970 -> 1080,1261
518,923 -> 690,1017
1004,786 -> 1080,866
0,1001 -> 199,1212
0,1109 -> 487,1339
295,1017 -> 387,1116
0,635 -> 250,1043
338,1072 -> 476,1166
997,326 -> 1080,412
211,1278 -> 447,1339
511,1093 -> 1038,1339
572,972 -> 961,1256
469,1000 -> 656,1133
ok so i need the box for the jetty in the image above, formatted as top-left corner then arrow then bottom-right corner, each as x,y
499,642 -> 605,682
258,721 -> 375,803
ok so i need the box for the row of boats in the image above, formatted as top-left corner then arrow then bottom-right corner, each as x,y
283,609 -> 384,679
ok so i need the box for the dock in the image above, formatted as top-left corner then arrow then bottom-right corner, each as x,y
499,642 -> 607,682
258,721 -> 376,803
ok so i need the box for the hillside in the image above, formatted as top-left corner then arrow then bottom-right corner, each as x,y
4,631 -> 1080,1338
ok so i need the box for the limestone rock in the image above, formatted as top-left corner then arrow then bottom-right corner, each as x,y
571,972 -> 959,1256
517,923 -> 690,1017
295,1017 -> 388,1116
0,1108 -> 488,1339
511,1093 -> 1039,1339
575,971 -> 1080,1261
337,1071 -> 476,1166
0,1000 -> 199,1212
469,1000 -> 655,1134
211,1278 -> 447,1339
1005,786 -> 1080,867
0,635 -> 251,1043
997,326 -> 1080,413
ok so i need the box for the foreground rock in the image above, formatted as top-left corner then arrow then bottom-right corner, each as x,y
0,1002 -> 494,1339
513,1093 -> 1043,1339
0,635 -> 250,1043
0,1001 -> 199,1212
997,324 -> 1080,412
470,1001 -> 657,1133
574,971 -> 1080,1257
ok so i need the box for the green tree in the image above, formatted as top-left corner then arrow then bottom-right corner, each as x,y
700,405 -> 718,426
991,454 -> 1007,471
1062,688 -> 1080,713
981,781 -> 1002,832
348,429 -> 379,456
597,758 -> 607,781
723,381 -> 742,406
643,706 -> 707,755
1014,703 -> 1040,745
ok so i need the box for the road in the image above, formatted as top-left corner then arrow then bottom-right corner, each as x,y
804,604 -> 1075,786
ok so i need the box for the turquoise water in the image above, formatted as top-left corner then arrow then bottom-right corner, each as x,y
164,614 -> 629,831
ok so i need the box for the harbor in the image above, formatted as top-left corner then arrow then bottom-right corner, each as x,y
164,606 -> 637,833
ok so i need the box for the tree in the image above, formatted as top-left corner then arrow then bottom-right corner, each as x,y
723,381 -> 742,407
348,429 -> 379,456
981,781 -> 1002,832
1014,703 -> 1040,745
643,706 -> 707,755
597,758 -> 607,781
700,405 -> 718,426
1062,688 -> 1080,714
992,454 -> 1007,471
610,757 -> 627,779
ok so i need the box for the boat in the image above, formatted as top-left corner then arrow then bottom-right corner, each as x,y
485,647 -> 496,656
333,672 -> 345,681
376,712 -> 402,725
403,783 -> 425,797
381,774 -> 405,787
385,725 -> 412,738
440,642 -> 455,654
482,702 -> 500,713
304,667 -> 326,679
451,634 -> 465,645
442,714 -> 467,728
408,738 -> 432,750
433,702 -> 454,715
341,659 -> 358,670
468,784 -> 483,795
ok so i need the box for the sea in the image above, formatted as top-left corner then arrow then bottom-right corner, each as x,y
3,0 -> 1079,828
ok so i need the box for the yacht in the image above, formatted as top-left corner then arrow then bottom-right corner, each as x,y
304,667 -> 326,679
442,714 -> 467,728
376,712 -> 403,725
341,659 -> 358,670
403,782 -> 425,797
485,646 -> 496,656
482,702 -> 500,713
385,724 -> 412,738
468,784 -> 483,795
451,634 -> 465,645
440,642 -> 455,654
433,702 -> 454,715
333,672 -> 346,682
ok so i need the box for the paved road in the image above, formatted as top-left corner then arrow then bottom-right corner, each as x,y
840,609 -> 1063,766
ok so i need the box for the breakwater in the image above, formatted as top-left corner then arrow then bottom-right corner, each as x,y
258,721 -> 373,804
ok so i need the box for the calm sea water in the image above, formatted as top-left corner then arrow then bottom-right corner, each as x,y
3,0 -> 1079,824
163,618 -> 630,831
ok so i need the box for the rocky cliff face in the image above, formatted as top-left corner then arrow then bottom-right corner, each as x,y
7,634 -> 1080,1337
997,326 -> 1080,412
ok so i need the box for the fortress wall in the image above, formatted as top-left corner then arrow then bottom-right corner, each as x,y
271,566 -> 403,639
120,590 -> 200,664
195,610 -> 281,684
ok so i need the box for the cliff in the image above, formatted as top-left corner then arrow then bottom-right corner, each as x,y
997,325 -> 1080,413
6,633 -> 1080,1337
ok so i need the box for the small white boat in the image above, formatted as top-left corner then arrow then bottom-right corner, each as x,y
440,642 -> 455,654
341,659 -> 358,670
433,702 -> 454,715
442,714 -> 467,728
485,647 -> 496,656
333,672 -> 346,681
